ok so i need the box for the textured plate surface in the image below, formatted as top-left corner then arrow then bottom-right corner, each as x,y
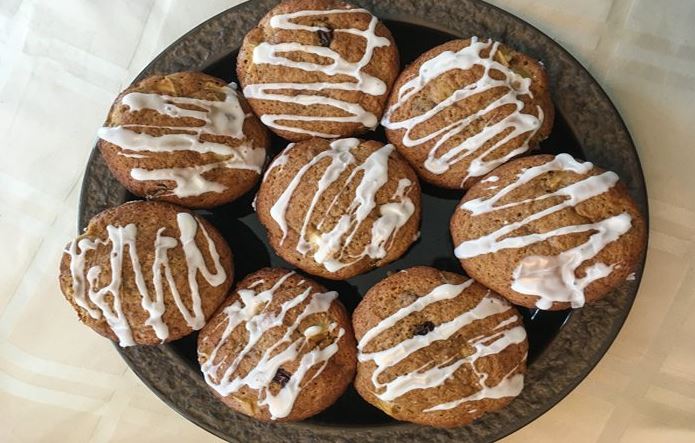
78,0 -> 648,441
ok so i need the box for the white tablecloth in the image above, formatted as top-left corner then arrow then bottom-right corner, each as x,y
1,0 -> 694,441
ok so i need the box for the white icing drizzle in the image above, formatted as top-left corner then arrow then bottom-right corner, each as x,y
267,139 -> 415,272
424,371 -> 524,412
98,84 -> 265,198
65,212 -> 227,346
248,279 -> 265,289
366,178 -> 415,260
357,281 -> 526,410
263,143 -> 294,180
626,272 -> 636,281
242,8 -> 391,138
381,37 -> 543,183
199,272 -> 344,420
454,153 -> 633,309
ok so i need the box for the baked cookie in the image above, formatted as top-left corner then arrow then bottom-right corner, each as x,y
451,153 -> 646,310
237,0 -> 399,141
98,72 -> 270,208
58,201 -> 233,346
353,266 -> 528,428
198,268 -> 356,421
255,137 -> 421,280
382,37 -> 554,189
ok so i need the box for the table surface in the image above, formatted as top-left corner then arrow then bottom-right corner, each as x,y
2,0 -> 694,441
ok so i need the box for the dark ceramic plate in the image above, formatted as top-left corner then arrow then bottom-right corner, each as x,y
78,0 -> 648,441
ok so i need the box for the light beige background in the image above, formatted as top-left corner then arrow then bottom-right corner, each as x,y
1,0 -> 694,441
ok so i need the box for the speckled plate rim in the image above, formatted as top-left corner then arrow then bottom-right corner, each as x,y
78,0 -> 649,441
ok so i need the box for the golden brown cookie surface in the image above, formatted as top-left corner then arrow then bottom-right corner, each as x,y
382,37 -> 554,189
255,137 -> 421,280
237,0 -> 400,141
197,268 -> 356,421
58,201 -> 233,346
353,266 -> 528,428
451,154 -> 646,310
98,72 -> 269,208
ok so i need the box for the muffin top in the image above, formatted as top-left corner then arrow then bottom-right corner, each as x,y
255,137 -> 421,280
58,201 -> 233,346
451,153 -> 646,310
353,266 -> 528,427
98,72 -> 269,208
382,37 -> 554,189
237,0 -> 399,141
197,268 -> 356,421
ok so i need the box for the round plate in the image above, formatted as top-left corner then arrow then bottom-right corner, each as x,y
78,0 -> 648,441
